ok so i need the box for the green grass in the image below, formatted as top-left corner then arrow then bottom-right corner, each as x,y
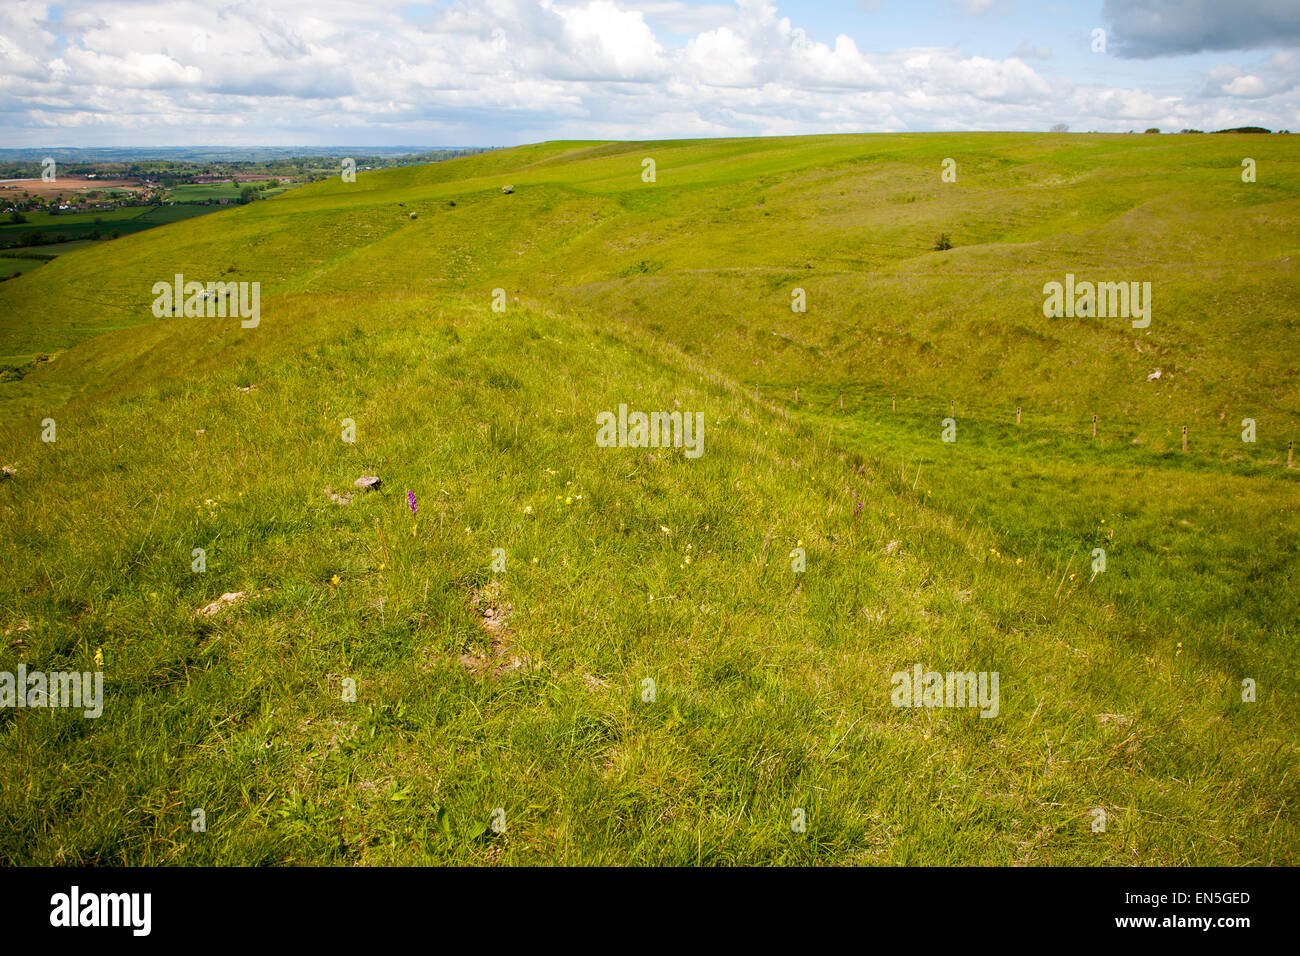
166,183 -> 295,203
0,204 -> 224,250
5,208 -> 144,228
167,184 -> 246,202
8,240 -> 100,257
0,133 -> 1295,865
0,256 -> 43,279
135,204 -> 234,224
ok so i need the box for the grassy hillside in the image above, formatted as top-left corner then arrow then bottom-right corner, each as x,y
0,133 -> 1296,864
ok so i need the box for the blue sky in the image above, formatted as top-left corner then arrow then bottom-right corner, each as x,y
1,0 -> 1296,146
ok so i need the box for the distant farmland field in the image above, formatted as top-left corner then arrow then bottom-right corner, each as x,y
0,204 -> 228,257
0,256 -> 39,279
0,177 -> 143,199
167,184 -> 246,202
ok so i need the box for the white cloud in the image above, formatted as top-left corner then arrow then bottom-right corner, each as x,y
624,1 -> 735,36
1200,55 -> 1297,99
552,1 -> 666,79
1011,42 -> 1052,60
791,35 -> 887,89
0,0 -> 1296,146
1072,86 -> 1181,120
684,26 -> 758,85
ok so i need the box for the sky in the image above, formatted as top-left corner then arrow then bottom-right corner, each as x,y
1,0 -> 1297,147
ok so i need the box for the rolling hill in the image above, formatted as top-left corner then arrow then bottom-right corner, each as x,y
0,133 -> 1296,864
